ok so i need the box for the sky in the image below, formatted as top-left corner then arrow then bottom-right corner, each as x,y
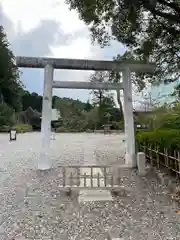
0,0 -> 176,108
0,0 -> 125,101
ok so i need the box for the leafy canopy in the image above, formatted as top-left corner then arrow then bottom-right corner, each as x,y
66,0 -> 180,85
0,26 -> 23,111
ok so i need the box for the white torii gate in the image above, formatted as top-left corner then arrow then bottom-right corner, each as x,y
16,57 -> 155,171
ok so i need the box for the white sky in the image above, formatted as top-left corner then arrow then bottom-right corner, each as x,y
1,0 -> 105,101
1,0 -> 93,58
1,0 -> 84,33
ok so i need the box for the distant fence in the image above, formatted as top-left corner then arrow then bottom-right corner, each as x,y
139,144 -> 180,176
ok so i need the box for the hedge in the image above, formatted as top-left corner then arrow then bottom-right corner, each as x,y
0,125 -> 10,132
13,124 -> 33,133
56,126 -> 70,133
136,129 -> 180,151
0,124 -> 33,133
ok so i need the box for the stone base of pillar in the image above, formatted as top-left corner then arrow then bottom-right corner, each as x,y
137,152 -> 146,176
125,153 -> 137,168
38,153 -> 51,170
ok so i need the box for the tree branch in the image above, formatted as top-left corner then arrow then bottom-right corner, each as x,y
153,9 -> 180,23
143,0 -> 180,23
157,0 -> 180,15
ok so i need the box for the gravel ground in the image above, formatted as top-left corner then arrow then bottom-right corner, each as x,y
0,132 -> 180,239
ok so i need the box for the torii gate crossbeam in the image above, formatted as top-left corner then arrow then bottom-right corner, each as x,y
52,81 -> 123,90
16,56 -> 155,171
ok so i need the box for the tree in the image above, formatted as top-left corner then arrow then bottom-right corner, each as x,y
0,26 -> 23,111
66,0 -> 180,85
19,106 -> 41,127
135,101 -> 180,130
89,71 -> 115,126
104,112 -> 111,123
89,71 -> 111,106
89,70 -> 125,122
84,100 -> 93,111
0,102 -> 15,126
83,107 -> 99,130
109,51 -> 148,91
22,91 -> 42,112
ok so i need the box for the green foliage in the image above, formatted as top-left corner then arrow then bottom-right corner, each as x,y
22,91 -> 42,112
0,102 -> 15,126
66,0 -> 180,85
136,129 -> 180,150
56,126 -> 80,133
136,101 -> 180,154
55,97 -> 89,117
89,71 -> 121,127
0,85 -> 123,132
53,121 -> 62,129
56,126 -> 68,133
13,124 -> 32,133
0,26 -> 23,112
0,125 -> 10,133
89,71 -> 114,106
110,53 -> 148,91
0,123 -> 32,133
135,102 -> 180,131
112,120 -> 124,130
0,27 -> 24,131
56,127 -> 68,133
85,129 -> 94,133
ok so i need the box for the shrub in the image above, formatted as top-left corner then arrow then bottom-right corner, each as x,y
69,128 -> 80,133
136,129 -> 180,151
56,127 -> 84,133
53,121 -> 62,129
56,126 -> 69,133
0,125 -> 10,132
13,124 -> 32,133
86,129 -> 93,133
118,120 -> 124,130
111,121 -> 121,130
0,103 -> 15,126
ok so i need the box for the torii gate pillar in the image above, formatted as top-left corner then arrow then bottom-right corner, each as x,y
38,64 -> 53,170
123,68 -> 136,167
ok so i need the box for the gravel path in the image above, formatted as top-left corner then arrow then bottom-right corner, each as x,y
0,133 -> 179,239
